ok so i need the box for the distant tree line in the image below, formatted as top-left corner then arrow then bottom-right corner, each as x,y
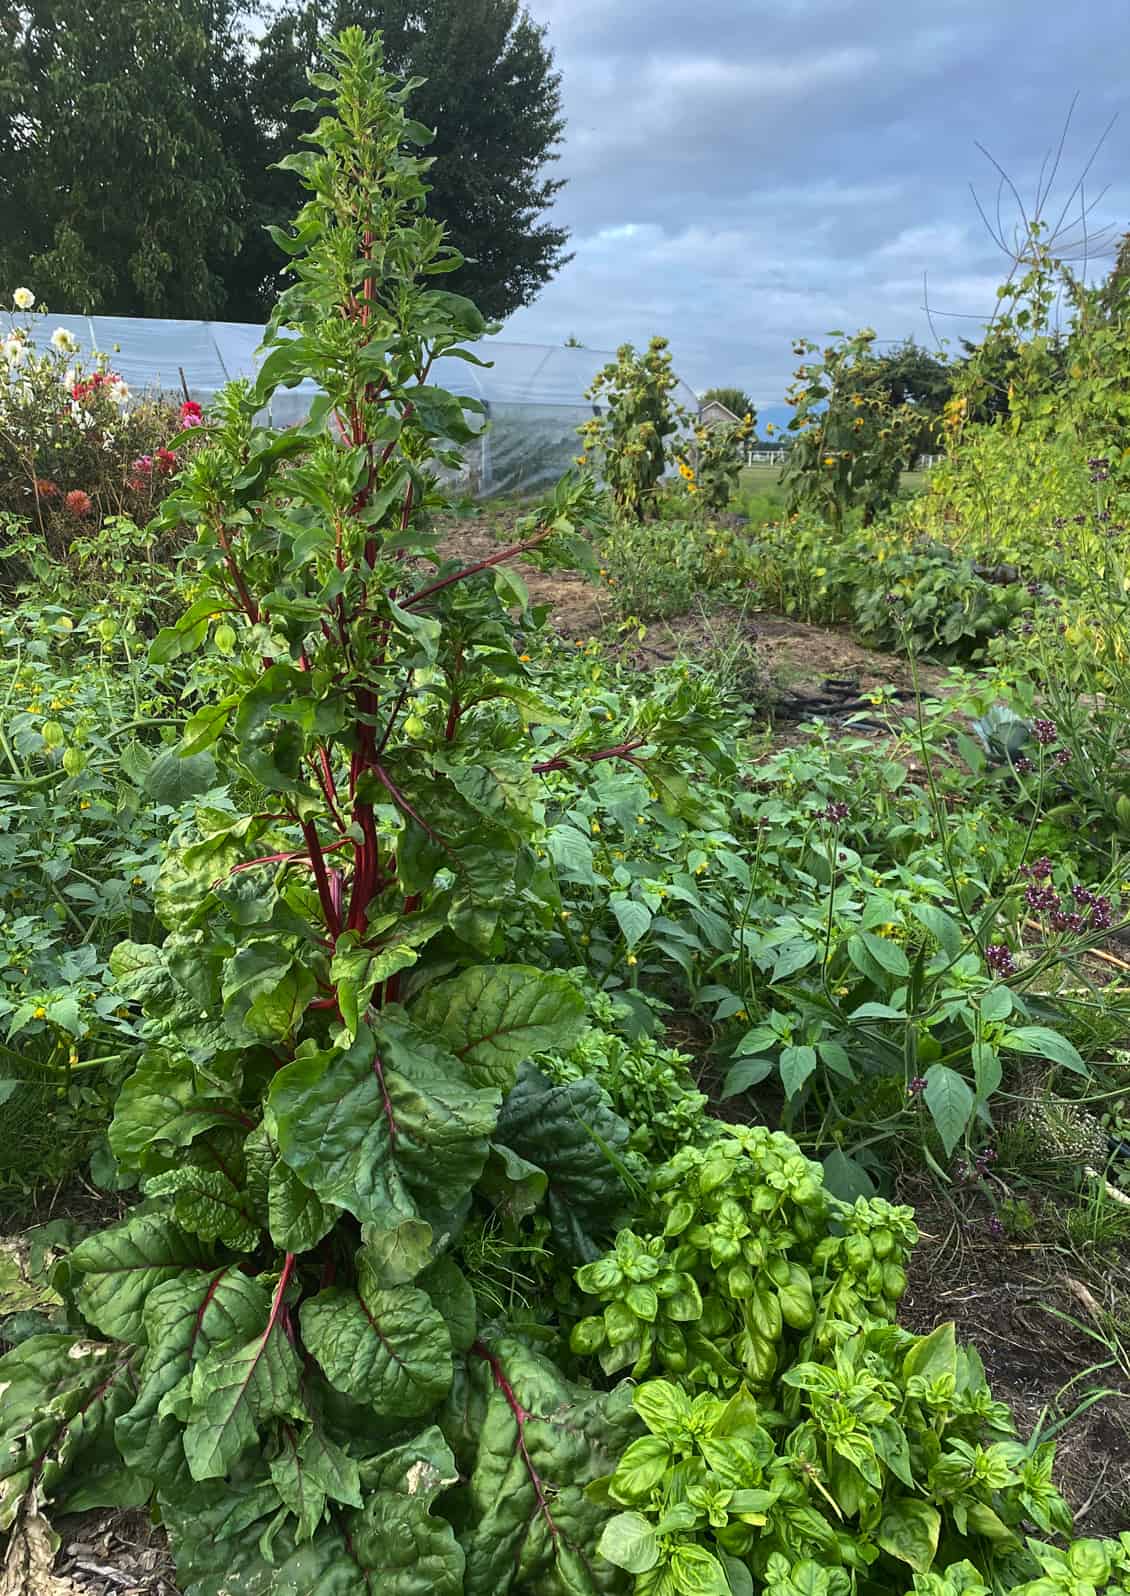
0,0 -> 569,323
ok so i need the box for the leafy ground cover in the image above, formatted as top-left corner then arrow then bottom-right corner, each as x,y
0,25 -> 1128,1596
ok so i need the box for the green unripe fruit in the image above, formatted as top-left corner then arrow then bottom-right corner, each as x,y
62,747 -> 86,776
41,720 -> 65,749
403,713 -> 426,739
214,623 -> 237,654
97,617 -> 117,642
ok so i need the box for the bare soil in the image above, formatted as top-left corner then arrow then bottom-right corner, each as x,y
899,1181 -> 1130,1537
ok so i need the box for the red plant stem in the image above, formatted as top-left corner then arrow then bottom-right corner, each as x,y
315,745 -> 346,830
301,819 -> 342,939
345,802 -> 380,934
215,523 -> 260,623
400,528 -> 553,609
470,1341 -> 559,1539
444,692 -> 461,742
531,738 -> 646,775
371,762 -> 450,854
217,840 -> 350,888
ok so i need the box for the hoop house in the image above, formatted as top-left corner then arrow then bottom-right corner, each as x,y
1,315 -> 699,498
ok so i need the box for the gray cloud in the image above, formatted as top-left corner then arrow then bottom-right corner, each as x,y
505,0 -> 1130,417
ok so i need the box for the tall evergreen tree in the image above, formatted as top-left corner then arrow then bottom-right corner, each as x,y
0,0 -> 258,317
243,0 -> 570,322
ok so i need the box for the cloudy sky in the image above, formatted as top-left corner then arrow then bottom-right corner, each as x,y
503,0 -> 1130,425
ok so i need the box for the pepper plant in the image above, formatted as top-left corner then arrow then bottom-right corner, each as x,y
0,30 -> 693,1593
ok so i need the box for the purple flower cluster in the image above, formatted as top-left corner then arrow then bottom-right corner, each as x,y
1054,747 -> 1072,767
1072,886 -> 1114,931
987,1215 -> 1005,1241
1049,910 -> 1085,934
975,1146 -> 997,1176
1088,456 -> 1111,483
907,1075 -> 927,1098
985,943 -> 1016,976
822,800 -> 850,823
1014,756 -> 1034,774
1032,718 -> 1059,746
1025,883 -> 1061,912
1022,856 -> 1053,881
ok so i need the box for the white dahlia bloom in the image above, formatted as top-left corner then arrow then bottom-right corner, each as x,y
50,327 -> 79,354
12,287 -> 34,311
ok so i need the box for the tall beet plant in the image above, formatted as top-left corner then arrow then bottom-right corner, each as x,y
0,30 -> 653,1594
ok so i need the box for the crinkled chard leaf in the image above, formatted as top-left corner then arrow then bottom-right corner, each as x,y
0,1334 -> 143,1530
267,1017 -> 499,1227
300,1251 -> 453,1418
460,1337 -> 640,1596
182,1273 -> 305,1481
411,964 -> 587,1089
115,1265 -> 270,1488
494,1064 -> 632,1263
67,1212 -> 211,1344
143,1165 -> 262,1252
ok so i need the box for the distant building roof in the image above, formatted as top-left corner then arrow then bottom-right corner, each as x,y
698,398 -> 740,427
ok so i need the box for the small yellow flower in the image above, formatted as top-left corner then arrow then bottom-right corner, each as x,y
518,652 -> 531,662
33,1006 -> 47,1019
626,953 -> 638,966
591,821 -> 601,835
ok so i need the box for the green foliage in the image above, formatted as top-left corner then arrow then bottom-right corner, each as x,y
679,413 -> 755,516
780,331 -> 929,534
247,0 -> 569,323
599,521 -> 759,622
538,987 -> 711,1162
581,339 -> 687,522
0,0 -> 254,317
0,33 -> 682,1590
573,1130 -> 1112,1596
752,518 -> 1028,661
0,599 -> 200,1189
0,0 -> 569,326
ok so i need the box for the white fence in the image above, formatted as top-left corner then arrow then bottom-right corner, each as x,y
744,449 -> 944,470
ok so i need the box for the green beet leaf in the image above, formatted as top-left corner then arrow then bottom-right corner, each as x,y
69,1211 -> 210,1344
494,1064 -> 631,1262
268,1160 -> 337,1252
268,1019 -> 499,1228
183,1277 -> 306,1480
144,1165 -> 262,1253
108,1049 -> 250,1175
461,1337 -> 640,1595
115,1265 -> 270,1488
300,1253 -> 453,1418
0,1334 -> 144,1531
411,964 -> 587,1089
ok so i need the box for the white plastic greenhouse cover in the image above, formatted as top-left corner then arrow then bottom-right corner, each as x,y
2,315 -> 699,497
